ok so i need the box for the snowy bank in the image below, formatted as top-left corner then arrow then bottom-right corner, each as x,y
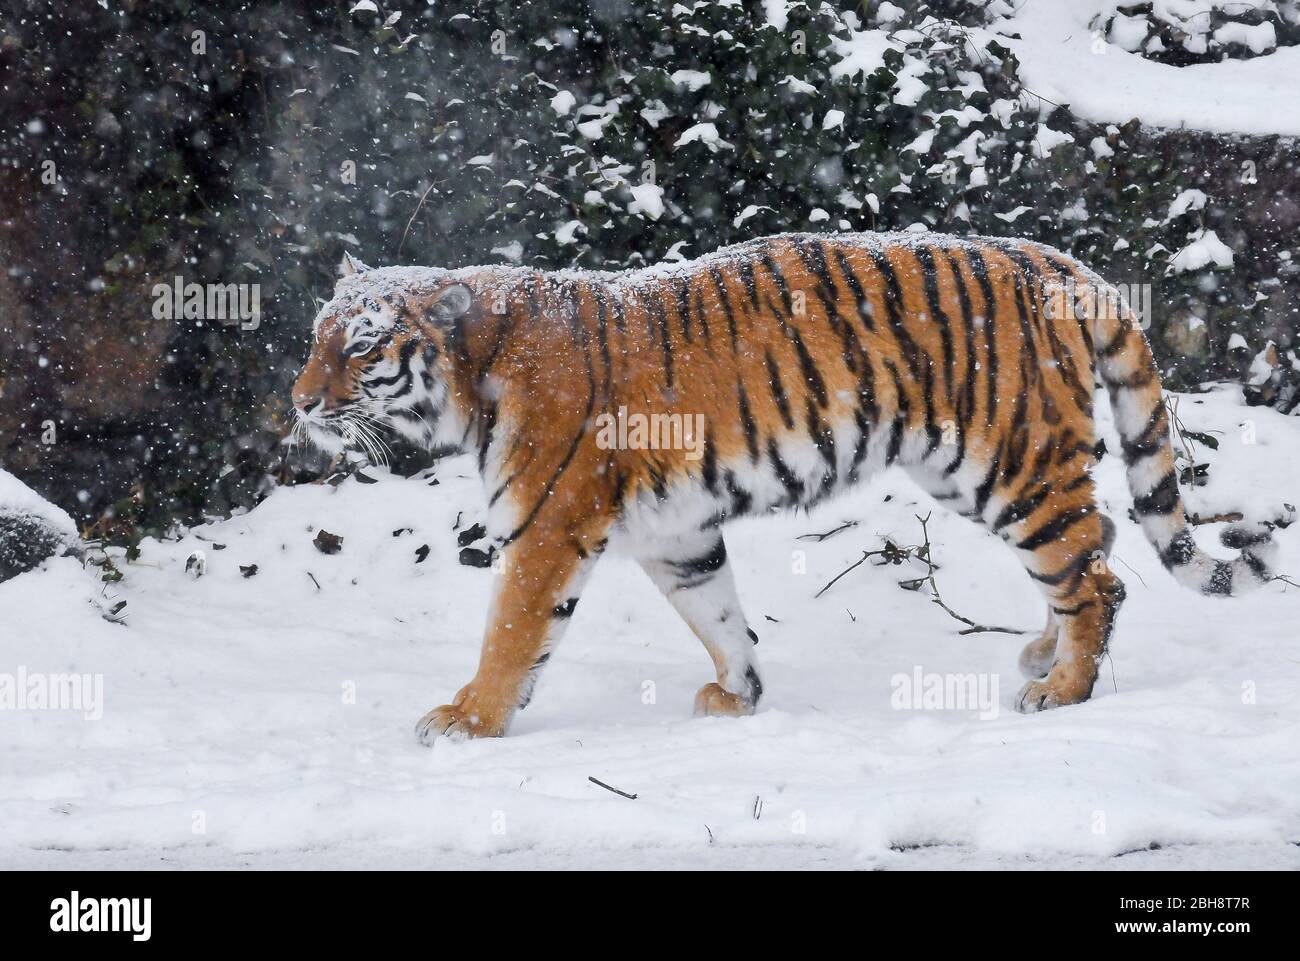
0,389 -> 1298,868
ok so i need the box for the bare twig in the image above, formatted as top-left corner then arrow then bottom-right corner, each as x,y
1112,554 -> 1149,589
306,572 -> 322,591
588,776 -> 637,800
912,513 -> 1025,636
815,550 -> 872,599
797,520 -> 858,542
397,178 -> 446,258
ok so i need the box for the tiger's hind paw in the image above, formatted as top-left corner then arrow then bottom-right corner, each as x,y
693,682 -> 756,718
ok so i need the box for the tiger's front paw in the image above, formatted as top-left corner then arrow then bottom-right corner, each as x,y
415,685 -> 507,743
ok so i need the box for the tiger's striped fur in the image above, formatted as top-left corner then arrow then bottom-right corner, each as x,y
292,233 -> 1275,739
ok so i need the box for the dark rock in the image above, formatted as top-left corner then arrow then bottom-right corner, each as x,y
313,530 -> 344,555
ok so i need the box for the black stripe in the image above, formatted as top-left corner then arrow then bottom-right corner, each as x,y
914,246 -> 955,402
832,248 -> 874,331
1016,505 -> 1094,552
700,422 -> 718,493
669,538 -> 727,585
477,400 -> 498,473
1098,327 -> 1130,359
1028,551 -> 1092,591
974,447 -> 1004,517
1133,470 -> 1180,516
759,251 -> 793,316
848,409 -> 871,481
676,277 -> 693,343
736,381 -> 760,462
722,470 -> 753,516
764,350 -> 795,429
1052,600 -> 1097,617
594,286 -> 613,397
806,392 -> 837,478
868,250 -> 924,381
710,266 -> 740,351
789,328 -> 829,408
737,259 -> 760,311
1119,403 -> 1168,462
792,239 -> 839,329
945,252 -> 977,436
692,284 -> 712,344
366,338 -> 418,389
1159,528 -> 1197,568
650,289 -> 675,389
1108,365 -> 1156,390
964,248 -> 999,428
766,438 -> 805,504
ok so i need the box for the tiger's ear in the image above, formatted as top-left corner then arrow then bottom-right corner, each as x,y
429,283 -> 473,323
338,252 -> 372,278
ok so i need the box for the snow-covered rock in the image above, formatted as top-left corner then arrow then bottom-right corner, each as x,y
0,469 -> 80,583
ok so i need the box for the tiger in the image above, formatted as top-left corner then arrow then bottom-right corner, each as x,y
291,232 -> 1277,741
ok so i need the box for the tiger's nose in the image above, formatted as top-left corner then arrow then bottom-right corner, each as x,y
293,390 -> 325,417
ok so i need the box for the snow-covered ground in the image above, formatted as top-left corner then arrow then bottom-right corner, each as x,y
829,1 -> 1300,136
2,386 -> 1298,869
1000,1 -> 1300,135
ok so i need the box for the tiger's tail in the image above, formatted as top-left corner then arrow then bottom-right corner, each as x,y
1086,278 -> 1276,596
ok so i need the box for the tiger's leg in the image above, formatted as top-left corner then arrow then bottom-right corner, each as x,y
1018,611 -> 1059,680
1002,479 -> 1125,713
415,521 -> 605,742
636,530 -> 762,718
909,465 -> 1063,682
1018,513 -> 1115,680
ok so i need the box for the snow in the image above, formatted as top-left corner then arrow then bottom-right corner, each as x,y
1167,188 -> 1208,219
626,183 -> 665,221
2,390 -> 1298,869
673,122 -> 732,152
670,69 -> 712,92
1169,229 -> 1235,272
1213,20 -> 1277,55
826,2 -> 1300,136
994,2 -> 1300,135
549,91 -> 576,116
761,0 -> 792,32
778,75 -> 817,96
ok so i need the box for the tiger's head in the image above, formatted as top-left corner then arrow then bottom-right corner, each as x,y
291,252 -> 476,458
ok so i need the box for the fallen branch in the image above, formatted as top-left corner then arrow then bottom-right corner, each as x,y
1188,511 -> 1244,526
588,776 -> 637,800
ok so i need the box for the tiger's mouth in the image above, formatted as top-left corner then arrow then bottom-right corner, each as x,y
293,402 -> 394,465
